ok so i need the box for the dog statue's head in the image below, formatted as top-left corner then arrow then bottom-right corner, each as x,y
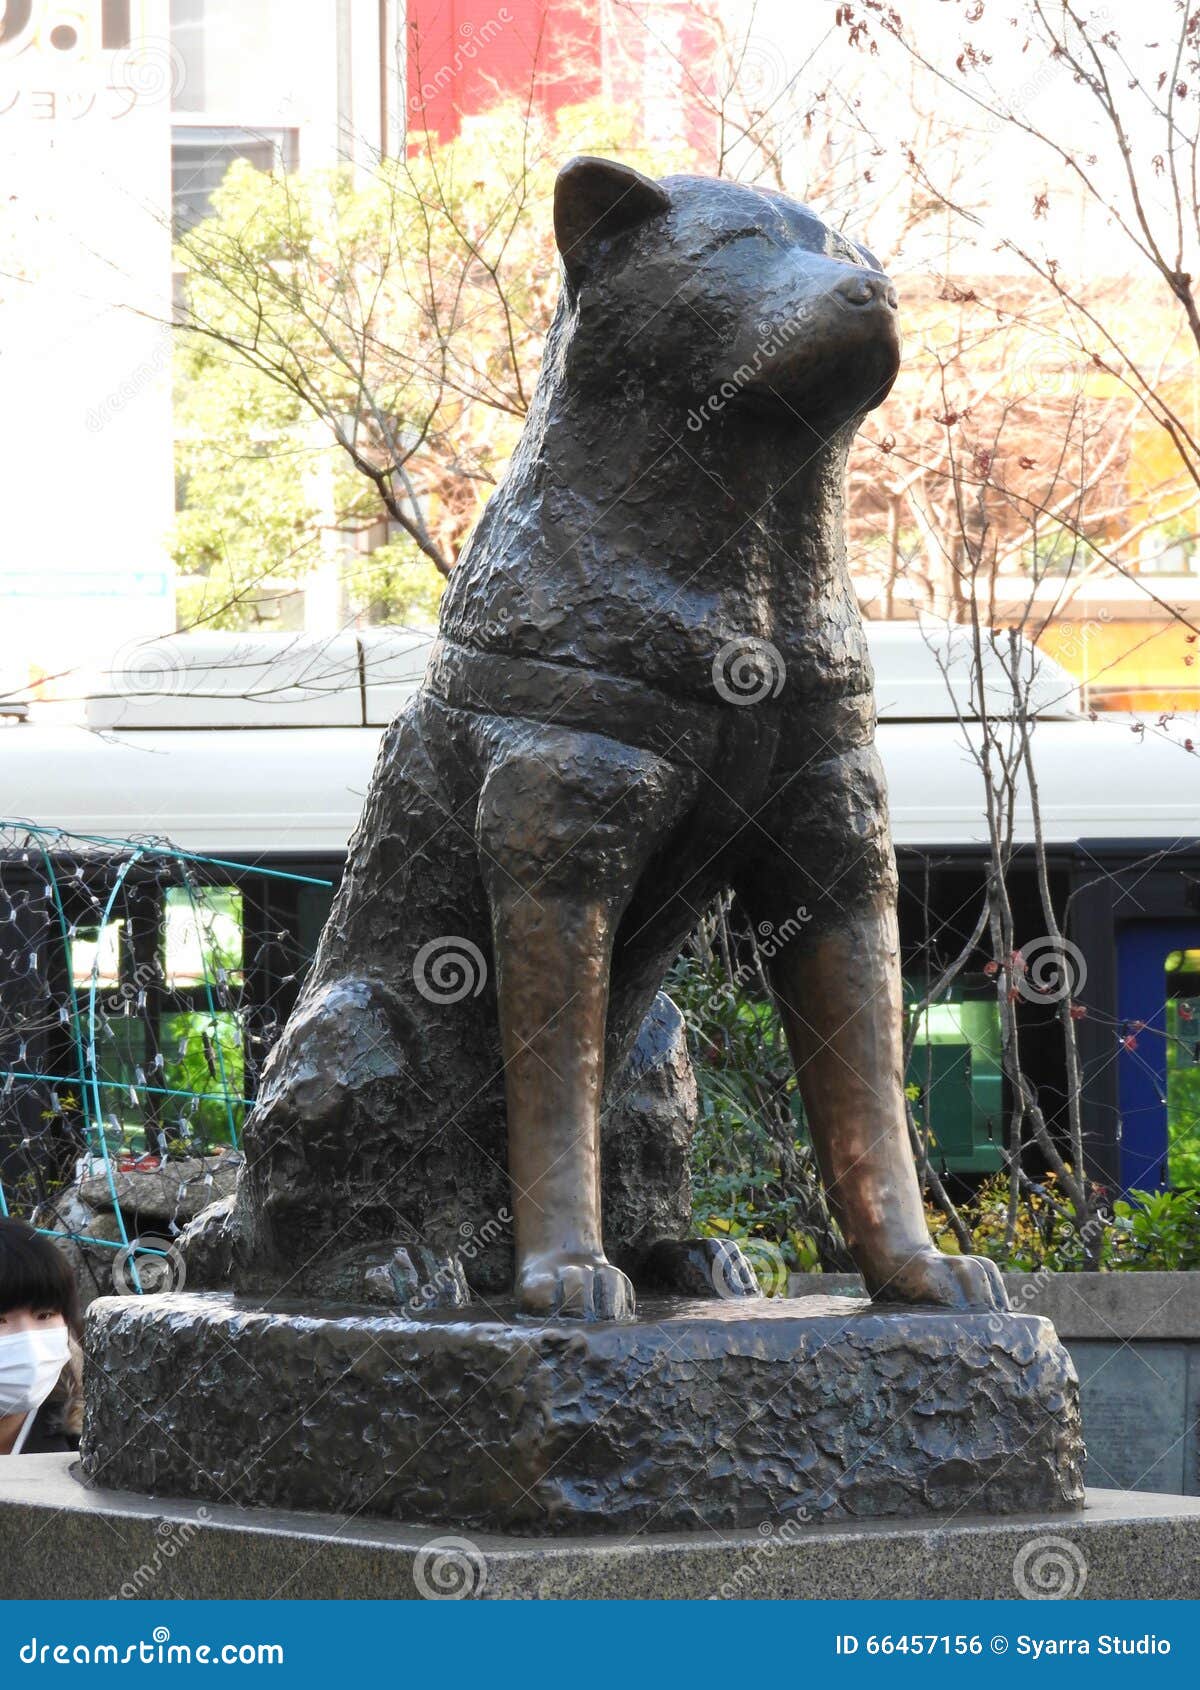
554,156 -> 900,435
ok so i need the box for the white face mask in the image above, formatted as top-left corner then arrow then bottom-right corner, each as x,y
0,1327 -> 70,1419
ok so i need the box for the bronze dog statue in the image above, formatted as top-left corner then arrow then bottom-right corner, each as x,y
188,158 -> 1007,1321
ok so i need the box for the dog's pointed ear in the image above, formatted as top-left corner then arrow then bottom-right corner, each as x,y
554,156 -> 669,283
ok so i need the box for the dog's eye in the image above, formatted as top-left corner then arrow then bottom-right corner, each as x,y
830,238 -> 865,266
696,228 -> 773,260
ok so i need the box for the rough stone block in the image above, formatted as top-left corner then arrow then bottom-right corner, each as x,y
80,1156 -> 239,1223
81,1292 -> 1084,1535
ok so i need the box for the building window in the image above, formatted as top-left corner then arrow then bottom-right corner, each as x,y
171,126 -> 297,234
169,0 -> 207,111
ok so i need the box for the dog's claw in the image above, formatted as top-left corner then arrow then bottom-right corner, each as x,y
642,1236 -> 758,1297
869,1248 -> 1009,1313
515,1253 -> 636,1322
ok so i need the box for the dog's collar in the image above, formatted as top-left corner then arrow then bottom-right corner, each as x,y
424,638 -> 732,764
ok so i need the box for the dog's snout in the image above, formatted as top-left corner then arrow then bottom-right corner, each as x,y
837,273 -> 899,310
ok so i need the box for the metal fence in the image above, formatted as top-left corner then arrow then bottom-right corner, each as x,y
0,823 -> 331,1293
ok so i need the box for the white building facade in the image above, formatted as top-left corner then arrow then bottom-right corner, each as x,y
0,0 -> 400,703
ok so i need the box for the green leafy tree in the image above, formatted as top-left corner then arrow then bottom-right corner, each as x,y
173,98 -> 689,629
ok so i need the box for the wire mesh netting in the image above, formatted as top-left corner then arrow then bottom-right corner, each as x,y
0,823 -> 333,1297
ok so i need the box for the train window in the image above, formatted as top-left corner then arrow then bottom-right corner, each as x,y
162,887 -> 243,990
905,981 -> 1005,1175
61,888 -> 249,1159
1,835 -> 337,1236
1165,949 -> 1200,1188
910,998 -> 1001,1055
158,887 -> 245,1151
69,921 -> 122,990
160,1008 -> 243,1150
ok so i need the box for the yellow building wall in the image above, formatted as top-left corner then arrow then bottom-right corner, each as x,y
1039,619 -> 1198,712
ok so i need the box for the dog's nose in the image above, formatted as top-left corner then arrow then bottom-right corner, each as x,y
837,273 -> 899,310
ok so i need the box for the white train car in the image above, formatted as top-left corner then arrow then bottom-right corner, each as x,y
2,623 -> 1197,1192
3,622 -> 1194,852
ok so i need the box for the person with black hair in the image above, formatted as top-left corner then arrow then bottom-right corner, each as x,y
0,1217 -> 83,1455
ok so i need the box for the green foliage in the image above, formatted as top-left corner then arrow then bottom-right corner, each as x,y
172,315 -> 326,628
159,1011 -> 244,1153
341,540 -> 447,627
1166,995 -> 1200,1188
172,97 -> 691,629
1169,1076 -> 1200,1189
668,905 -> 848,1272
927,1173 -> 1106,1271
926,1172 -> 1200,1272
676,902 -> 1200,1275
1109,1187 -> 1200,1271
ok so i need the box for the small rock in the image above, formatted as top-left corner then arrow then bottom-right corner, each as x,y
80,1155 -> 240,1224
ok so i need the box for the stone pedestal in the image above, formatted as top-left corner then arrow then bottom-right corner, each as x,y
5,1459 -> 1198,1600
80,1292 -> 1083,1534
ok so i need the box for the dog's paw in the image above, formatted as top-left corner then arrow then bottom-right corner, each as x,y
870,1247 -> 1009,1313
643,1237 -> 759,1298
515,1252 -> 636,1322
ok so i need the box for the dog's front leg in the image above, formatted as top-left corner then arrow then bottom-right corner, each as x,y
769,897 -> 1008,1313
474,724 -> 696,1321
490,884 -> 634,1320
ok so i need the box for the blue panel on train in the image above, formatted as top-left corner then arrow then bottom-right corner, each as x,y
1117,921 -> 1200,1192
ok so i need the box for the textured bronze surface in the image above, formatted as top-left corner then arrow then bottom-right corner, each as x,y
178,156 -> 1007,1323
80,1293 -> 1084,1533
